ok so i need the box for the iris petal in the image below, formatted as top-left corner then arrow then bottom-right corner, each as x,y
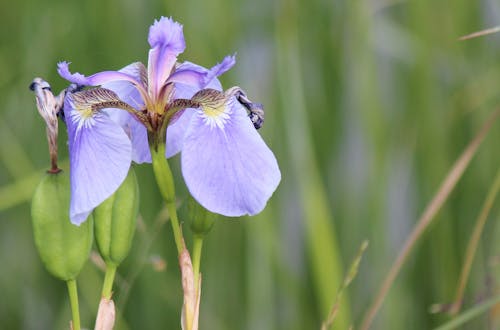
58,62 -> 142,87
147,17 -> 186,97
103,62 -> 151,163
102,62 -> 146,109
64,95 -> 132,225
105,109 -> 151,163
165,56 -> 235,158
168,55 -> 236,91
203,54 -> 236,87
181,99 -> 281,216
148,17 -> 185,51
166,108 -> 195,158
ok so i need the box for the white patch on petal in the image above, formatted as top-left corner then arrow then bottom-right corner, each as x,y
198,100 -> 232,130
69,107 -> 98,134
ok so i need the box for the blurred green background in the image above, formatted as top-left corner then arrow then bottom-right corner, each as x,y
1,0 -> 500,329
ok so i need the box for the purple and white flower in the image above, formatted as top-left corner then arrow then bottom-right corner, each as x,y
58,17 -> 280,225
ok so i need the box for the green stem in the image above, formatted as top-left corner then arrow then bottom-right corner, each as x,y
66,279 -> 81,330
192,234 -> 204,290
101,264 -> 117,299
166,200 -> 184,255
150,142 -> 183,255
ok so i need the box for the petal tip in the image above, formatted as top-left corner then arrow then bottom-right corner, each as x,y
70,211 -> 90,226
148,16 -> 186,52
58,61 -> 88,85
212,55 -> 237,77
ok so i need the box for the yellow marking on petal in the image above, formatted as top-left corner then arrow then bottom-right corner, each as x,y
203,105 -> 226,118
200,103 -> 231,129
75,105 -> 94,119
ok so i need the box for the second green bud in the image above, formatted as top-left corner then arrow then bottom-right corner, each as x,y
93,169 -> 139,266
188,195 -> 217,237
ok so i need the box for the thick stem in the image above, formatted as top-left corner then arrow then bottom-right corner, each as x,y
101,264 -> 117,299
66,279 -> 81,330
150,141 -> 183,255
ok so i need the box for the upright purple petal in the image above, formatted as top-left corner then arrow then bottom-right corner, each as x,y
147,17 -> 185,97
102,62 -> 146,108
58,62 -> 142,87
64,95 -> 132,225
181,98 -> 280,216
102,62 -> 151,163
148,17 -> 185,51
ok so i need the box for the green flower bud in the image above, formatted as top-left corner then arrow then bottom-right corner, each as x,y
93,168 -> 139,266
31,171 -> 93,281
188,195 -> 217,237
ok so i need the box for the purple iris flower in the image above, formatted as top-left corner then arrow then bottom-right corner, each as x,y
58,17 -> 280,225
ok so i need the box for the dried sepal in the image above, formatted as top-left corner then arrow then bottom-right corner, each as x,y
95,297 -> 115,330
180,247 -> 200,330
30,77 -> 66,172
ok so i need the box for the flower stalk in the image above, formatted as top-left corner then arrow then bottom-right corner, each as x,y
150,140 -> 183,255
188,195 -> 216,293
95,269 -> 117,330
66,279 -> 81,330
101,264 -> 117,300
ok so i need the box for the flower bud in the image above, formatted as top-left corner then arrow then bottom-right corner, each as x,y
93,168 -> 139,266
188,195 -> 216,237
31,171 -> 93,281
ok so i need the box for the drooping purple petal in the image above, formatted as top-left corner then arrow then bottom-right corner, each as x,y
147,17 -> 185,98
181,98 -> 281,216
58,61 -> 142,87
165,55 -> 236,158
102,62 -> 151,163
105,108 -> 151,163
165,108 -> 195,157
64,95 -> 132,225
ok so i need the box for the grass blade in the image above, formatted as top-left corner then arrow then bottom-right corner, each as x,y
321,240 -> 368,330
434,295 -> 500,330
360,109 -> 500,330
449,167 -> 500,314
